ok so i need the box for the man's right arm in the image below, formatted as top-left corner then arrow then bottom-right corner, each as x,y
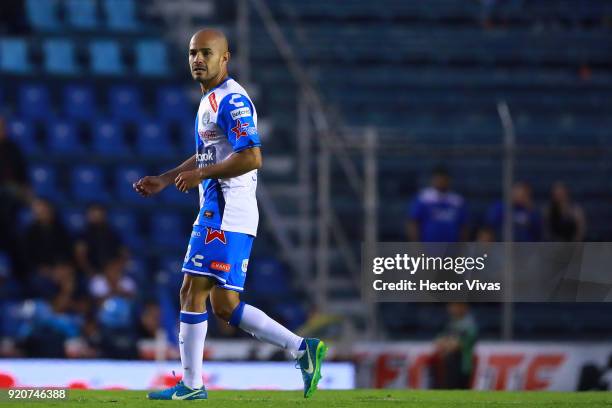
133,154 -> 197,197
159,154 -> 197,185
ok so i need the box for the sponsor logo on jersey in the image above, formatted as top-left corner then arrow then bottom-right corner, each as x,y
231,118 -> 249,140
204,210 -> 214,218
211,261 -> 231,272
191,254 -> 204,267
246,127 -> 257,135
196,146 -> 216,166
230,107 -> 251,120
241,259 -> 249,273
198,128 -> 219,141
229,94 -> 245,108
204,227 -> 227,244
208,92 -> 218,113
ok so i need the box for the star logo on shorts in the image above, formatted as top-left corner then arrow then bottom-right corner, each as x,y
204,227 -> 227,245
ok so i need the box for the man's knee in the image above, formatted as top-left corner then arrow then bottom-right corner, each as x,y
210,291 -> 240,322
179,276 -> 211,312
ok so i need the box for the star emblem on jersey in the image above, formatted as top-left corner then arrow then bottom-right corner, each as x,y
231,118 -> 249,140
204,227 -> 227,244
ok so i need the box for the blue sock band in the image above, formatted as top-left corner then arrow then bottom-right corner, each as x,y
299,339 -> 306,351
228,301 -> 246,327
180,311 -> 208,324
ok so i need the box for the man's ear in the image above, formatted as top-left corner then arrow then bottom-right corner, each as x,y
223,51 -> 231,65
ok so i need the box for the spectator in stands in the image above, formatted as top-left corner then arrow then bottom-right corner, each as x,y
544,181 -> 586,241
89,257 -> 136,302
19,262 -> 85,358
22,198 -> 73,277
138,302 -> 162,340
486,182 -> 542,241
406,166 -> 468,242
89,258 -> 138,359
0,116 -> 31,281
49,262 -> 89,315
96,295 -> 138,359
75,203 -> 127,276
432,302 -> 478,389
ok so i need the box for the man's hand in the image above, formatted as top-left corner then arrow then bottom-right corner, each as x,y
175,169 -> 202,193
133,175 -> 169,197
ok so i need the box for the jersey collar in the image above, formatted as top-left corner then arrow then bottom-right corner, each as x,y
202,76 -> 232,99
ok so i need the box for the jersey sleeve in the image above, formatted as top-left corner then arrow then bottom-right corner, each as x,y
216,93 -> 261,152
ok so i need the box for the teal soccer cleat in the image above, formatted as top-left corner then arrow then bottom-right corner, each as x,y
296,338 -> 328,398
147,379 -> 208,400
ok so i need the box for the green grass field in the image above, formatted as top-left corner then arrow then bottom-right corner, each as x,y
3,390 -> 612,407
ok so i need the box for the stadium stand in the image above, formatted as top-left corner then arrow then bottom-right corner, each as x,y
1,0 -> 611,357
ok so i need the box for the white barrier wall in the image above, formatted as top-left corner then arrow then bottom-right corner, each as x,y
2,342 -> 611,391
350,342 -> 612,390
0,360 -> 355,390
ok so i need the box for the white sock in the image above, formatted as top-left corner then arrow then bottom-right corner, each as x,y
179,311 -> 208,389
229,302 -> 305,358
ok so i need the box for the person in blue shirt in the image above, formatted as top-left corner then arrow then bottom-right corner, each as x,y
407,167 -> 468,242
486,181 -> 542,241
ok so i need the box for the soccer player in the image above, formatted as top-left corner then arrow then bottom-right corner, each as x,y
133,29 -> 326,400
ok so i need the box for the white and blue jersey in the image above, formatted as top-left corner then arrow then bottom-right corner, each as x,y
194,77 -> 261,236
181,77 -> 261,292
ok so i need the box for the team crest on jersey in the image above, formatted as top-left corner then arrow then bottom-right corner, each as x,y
201,111 -> 210,125
208,93 -> 218,113
204,227 -> 226,244
231,119 -> 249,140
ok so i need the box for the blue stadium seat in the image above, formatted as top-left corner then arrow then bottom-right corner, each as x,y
26,0 -> 61,31
47,119 -> 82,154
246,257 -> 290,298
108,86 -> 142,120
157,87 -> 191,121
30,164 -> 60,201
0,39 -> 32,74
65,0 -> 98,29
92,118 -> 129,156
62,208 -> 86,234
63,85 -> 95,120
180,123 -> 196,155
150,212 -> 186,248
159,256 -> 184,275
135,40 -> 169,76
160,183 -> 190,205
43,38 -> 78,74
109,210 -> 141,249
136,121 -> 175,156
71,165 -> 108,203
103,0 -> 139,31
90,40 -> 124,75
19,85 -> 50,119
114,165 -> 146,203
7,118 -> 37,154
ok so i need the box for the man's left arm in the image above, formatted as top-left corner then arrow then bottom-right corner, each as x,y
174,147 -> 262,192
